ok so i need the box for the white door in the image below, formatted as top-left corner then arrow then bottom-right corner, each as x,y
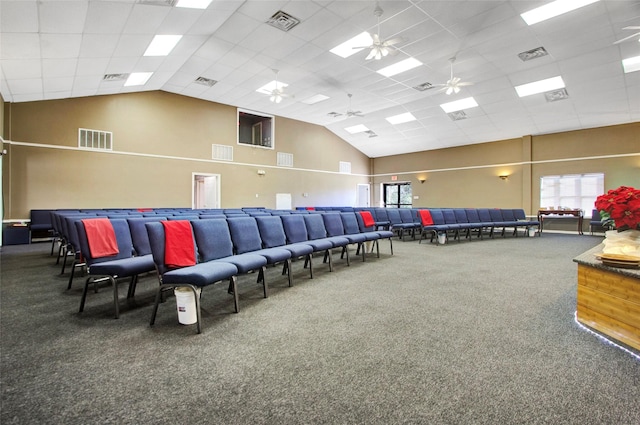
192,173 -> 220,209
356,184 -> 370,207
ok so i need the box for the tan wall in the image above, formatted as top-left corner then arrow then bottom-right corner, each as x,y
2,91 -> 370,218
372,122 -> 640,215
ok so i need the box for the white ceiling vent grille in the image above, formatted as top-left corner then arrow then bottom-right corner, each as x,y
212,144 -> 233,161
194,77 -> 217,87
78,128 -> 113,150
365,130 -> 378,138
266,11 -> 301,32
277,152 -> 294,167
518,46 -> 549,62
103,73 -> 128,82
413,82 -> 435,91
545,88 -> 569,102
339,161 -> 352,174
448,111 -> 467,121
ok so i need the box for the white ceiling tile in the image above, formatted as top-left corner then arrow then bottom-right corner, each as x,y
157,7 -> 205,34
76,57 -> 110,76
43,77 -> 74,92
39,1 -> 88,34
42,59 -> 78,78
1,33 -> 41,59
40,34 -> 83,59
0,1 -> 39,33
1,59 -> 42,79
122,4 -> 170,35
8,78 -> 42,95
83,1 -> 133,34
78,34 -> 120,58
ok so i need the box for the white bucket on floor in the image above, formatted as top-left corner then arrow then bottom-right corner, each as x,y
528,228 -> 536,237
437,233 -> 446,244
175,287 -> 201,325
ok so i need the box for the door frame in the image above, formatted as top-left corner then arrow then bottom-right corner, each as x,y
192,173 -> 221,210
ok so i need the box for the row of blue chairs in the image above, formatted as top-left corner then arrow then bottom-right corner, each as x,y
50,211 -> 395,333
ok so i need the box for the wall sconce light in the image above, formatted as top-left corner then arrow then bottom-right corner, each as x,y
257,169 -> 266,176
499,174 -> 509,180
418,178 -> 426,184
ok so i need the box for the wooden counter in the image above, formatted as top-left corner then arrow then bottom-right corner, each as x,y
573,245 -> 640,351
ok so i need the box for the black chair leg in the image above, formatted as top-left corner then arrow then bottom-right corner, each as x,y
149,286 -> 163,326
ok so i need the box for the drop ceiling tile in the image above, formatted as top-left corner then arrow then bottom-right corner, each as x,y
214,11 -> 263,45
1,59 -> 42,79
83,1 -> 134,34
0,1 -> 38,33
76,58 -> 110,76
8,78 -> 42,95
40,34 -> 83,59
1,33 -> 41,59
39,1 -> 88,34
43,77 -> 74,92
113,34 -> 152,57
42,59 -> 78,78
122,4 -> 169,35
158,7 -> 205,34
78,34 -> 120,58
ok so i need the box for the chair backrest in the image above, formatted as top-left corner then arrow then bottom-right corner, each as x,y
63,215 -> 86,250
429,209 -> 446,225
255,216 -> 288,248
398,208 -> 414,224
76,219 -> 134,265
127,217 -> 166,256
227,217 -> 263,254
591,209 -> 601,221
386,208 -> 403,225
336,212 -> 356,235
191,219 -> 234,261
373,208 -> 389,223
453,209 -> 469,224
477,209 -> 493,223
441,209 -> 458,225
322,213 -> 346,237
280,215 -> 309,244
418,210 -> 434,226
501,209 -> 516,221
465,208 -> 481,223
488,209 -> 504,222
168,215 -> 200,221
355,212 -> 375,232
303,214 -> 328,240
145,222 -> 170,275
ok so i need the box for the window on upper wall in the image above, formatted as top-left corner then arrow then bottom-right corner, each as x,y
237,108 -> 274,149
540,173 -> 604,217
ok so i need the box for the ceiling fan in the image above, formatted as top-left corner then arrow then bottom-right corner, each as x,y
268,69 -> 289,103
328,94 -> 364,118
613,26 -> 640,44
354,2 -> 403,60
435,57 -> 473,95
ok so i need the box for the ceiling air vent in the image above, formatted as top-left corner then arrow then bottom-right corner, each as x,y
448,111 -> 467,121
365,130 -> 378,138
327,112 -> 342,118
103,73 -> 128,82
518,46 -> 549,62
544,88 -> 569,102
138,0 -> 177,7
413,82 -> 435,91
266,11 -> 301,32
194,77 -> 217,87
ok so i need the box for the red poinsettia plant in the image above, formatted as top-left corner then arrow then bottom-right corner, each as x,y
594,186 -> 640,231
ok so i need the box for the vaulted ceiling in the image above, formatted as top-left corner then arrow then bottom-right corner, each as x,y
1,0 -> 639,158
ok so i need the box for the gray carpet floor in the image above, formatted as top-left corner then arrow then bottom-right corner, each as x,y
1,233 -> 639,425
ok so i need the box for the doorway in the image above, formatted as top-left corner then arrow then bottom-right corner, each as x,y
383,182 -> 412,208
356,184 -> 370,207
192,173 -> 220,209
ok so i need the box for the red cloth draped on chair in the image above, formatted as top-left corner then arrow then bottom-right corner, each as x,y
162,221 -> 196,268
82,218 -> 119,258
359,211 -> 376,227
419,210 -> 434,226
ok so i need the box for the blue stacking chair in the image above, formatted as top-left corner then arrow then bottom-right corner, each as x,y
281,214 -> 335,273
322,212 -> 368,262
191,219 -> 269,299
75,219 -> 156,319
227,216 -> 294,287
303,214 -> 351,267
477,209 -> 497,238
145,221 -> 239,334
126,217 -> 167,256
255,216 -> 315,279
354,211 -> 395,255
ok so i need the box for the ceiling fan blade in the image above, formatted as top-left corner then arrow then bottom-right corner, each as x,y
366,49 -> 378,60
622,26 -> 640,30
458,82 -> 473,87
383,37 -> 404,46
613,31 -> 640,44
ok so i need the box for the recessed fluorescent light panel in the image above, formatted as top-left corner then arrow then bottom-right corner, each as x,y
515,76 -> 565,97
386,112 -> 416,125
377,57 -> 422,77
124,72 -> 153,87
345,124 -> 370,134
622,56 -> 640,74
175,0 -> 212,9
521,0 -> 599,25
440,97 -> 479,113
144,35 -> 182,56
330,32 -> 373,58
256,80 -> 288,95
301,94 -> 330,105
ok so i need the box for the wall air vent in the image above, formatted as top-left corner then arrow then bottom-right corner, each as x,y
194,77 -> 217,87
339,161 -> 352,174
212,144 -> 233,161
103,73 -> 128,82
413,82 -> 435,91
518,46 -> 549,62
79,128 -> 113,150
277,152 -> 294,167
544,88 -> 569,102
447,111 -> 467,121
266,11 -> 301,32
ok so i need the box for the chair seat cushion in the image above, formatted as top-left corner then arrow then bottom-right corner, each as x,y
304,239 -> 334,251
88,255 -> 155,277
215,254 -> 267,273
282,243 -> 314,257
162,261 -> 238,286
342,233 -> 367,244
375,230 -> 395,239
252,247 -> 292,263
325,236 -> 350,247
